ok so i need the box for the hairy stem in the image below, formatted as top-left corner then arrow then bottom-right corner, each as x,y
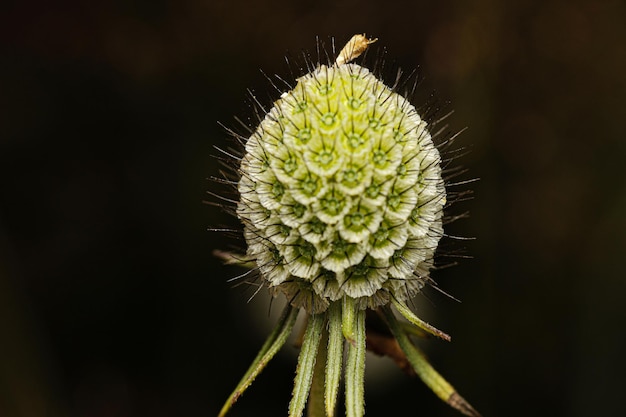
219,304 -> 299,417
345,308 -> 366,417
325,301 -> 344,416
307,325 -> 328,417
290,313 -> 325,417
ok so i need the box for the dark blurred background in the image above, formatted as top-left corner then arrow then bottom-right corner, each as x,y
1,0 -> 625,416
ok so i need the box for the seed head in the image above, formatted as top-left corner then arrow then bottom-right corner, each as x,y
237,61 -> 446,313
218,36 -> 481,417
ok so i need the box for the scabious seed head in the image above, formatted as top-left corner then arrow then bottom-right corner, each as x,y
220,37 -> 481,417
237,63 -> 446,313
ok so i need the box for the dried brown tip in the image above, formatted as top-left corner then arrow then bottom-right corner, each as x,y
335,33 -> 378,65
448,392 -> 482,417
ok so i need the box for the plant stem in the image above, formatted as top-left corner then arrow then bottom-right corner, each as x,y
307,326 -> 328,417
290,313 -> 325,417
325,302 -> 344,416
345,308 -> 366,417
219,304 -> 299,417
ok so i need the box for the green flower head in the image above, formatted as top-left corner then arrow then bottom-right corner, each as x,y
238,61 -> 445,314
217,34 -> 479,417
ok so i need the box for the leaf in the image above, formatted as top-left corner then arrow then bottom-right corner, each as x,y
218,305 -> 299,417
391,298 -> 451,341
381,306 -> 481,417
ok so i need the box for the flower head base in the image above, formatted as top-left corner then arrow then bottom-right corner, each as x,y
237,62 -> 445,313
218,35 -> 479,417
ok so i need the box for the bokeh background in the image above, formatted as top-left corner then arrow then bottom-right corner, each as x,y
2,0 -> 625,416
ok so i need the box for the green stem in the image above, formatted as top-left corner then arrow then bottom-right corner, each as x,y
345,308 -> 366,417
307,325 -> 328,417
290,313 -> 325,417
325,301 -> 344,417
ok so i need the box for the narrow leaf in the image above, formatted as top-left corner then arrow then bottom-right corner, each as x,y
289,313 -> 325,417
391,298 -> 451,341
381,306 -> 481,417
218,304 -> 299,417
345,308 -> 366,417
400,320 -> 430,339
